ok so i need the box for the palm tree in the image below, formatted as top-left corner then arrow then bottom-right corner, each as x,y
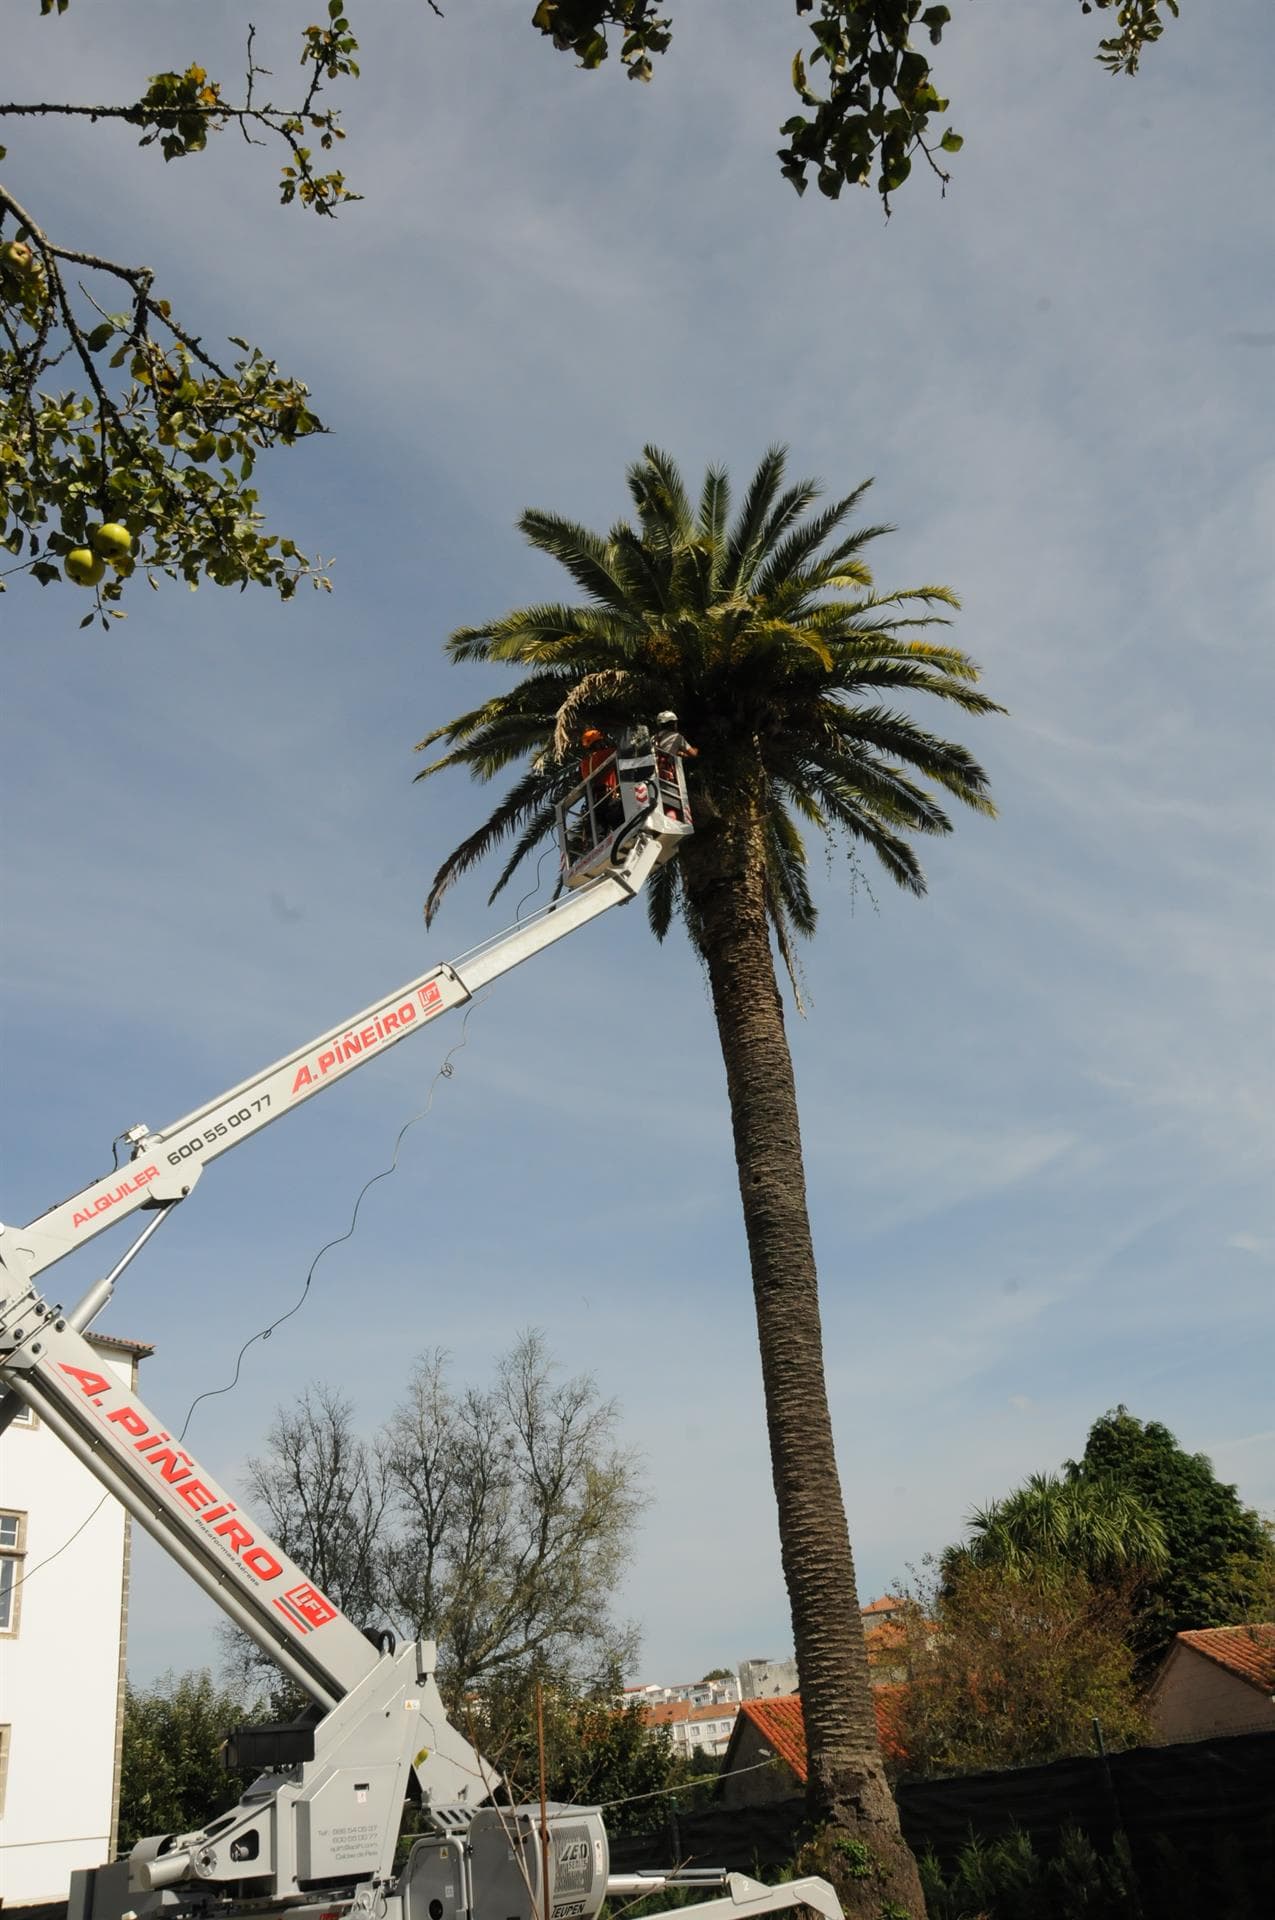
948,1472 -> 1170,1584
415,447 -> 1001,1912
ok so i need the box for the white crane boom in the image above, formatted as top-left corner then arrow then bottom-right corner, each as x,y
7,786 -> 684,1289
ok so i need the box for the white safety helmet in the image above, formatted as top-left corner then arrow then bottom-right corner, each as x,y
656,710 -> 677,726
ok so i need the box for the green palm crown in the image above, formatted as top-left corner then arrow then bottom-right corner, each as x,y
416,445 -> 1003,978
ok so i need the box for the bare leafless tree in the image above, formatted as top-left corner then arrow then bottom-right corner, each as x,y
228,1333 -> 642,1705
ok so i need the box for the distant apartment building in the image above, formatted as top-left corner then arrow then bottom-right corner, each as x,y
640,1699 -> 741,1760
860,1595 -> 906,1630
624,1673 -> 742,1711
0,1333 -> 152,1906
736,1657 -> 799,1699
632,1602 -> 909,1757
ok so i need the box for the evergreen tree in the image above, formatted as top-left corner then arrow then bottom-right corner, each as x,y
1067,1406 -> 1275,1668
119,1671 -> 253,1853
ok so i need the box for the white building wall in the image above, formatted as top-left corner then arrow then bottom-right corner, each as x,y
668,1711 -> 738,1759
737,1657 -> 798,1699
0,1345 -> 137,1907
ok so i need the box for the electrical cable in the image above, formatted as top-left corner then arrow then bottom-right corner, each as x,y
9,1493 -> 109,1593
176,992 -> 489,1442
514,844 -> 554,921
594,1755 -> 778,1811
13,993 -> 490,1595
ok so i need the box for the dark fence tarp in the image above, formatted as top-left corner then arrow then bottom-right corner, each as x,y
609,1730 -> 1275,1886
14,1732 -> 1274,1920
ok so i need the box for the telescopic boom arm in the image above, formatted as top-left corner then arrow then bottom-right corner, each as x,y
4,799 -> 680,1290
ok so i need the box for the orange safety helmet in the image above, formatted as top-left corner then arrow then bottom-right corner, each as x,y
581,728 -> 604,746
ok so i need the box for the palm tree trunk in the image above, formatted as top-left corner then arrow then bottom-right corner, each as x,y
681,801 -> 923,1918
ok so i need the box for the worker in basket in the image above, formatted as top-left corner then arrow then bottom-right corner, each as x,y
578,726 -> 623,840
652,710 -> 698,759
652,710 -> 696,823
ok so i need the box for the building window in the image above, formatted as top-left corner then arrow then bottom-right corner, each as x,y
0,1510 -> 26,1635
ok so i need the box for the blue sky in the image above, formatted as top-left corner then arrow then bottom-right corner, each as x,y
2,1 -> 1272,1691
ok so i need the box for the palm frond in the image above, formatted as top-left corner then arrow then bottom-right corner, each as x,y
484,602 -> 637,658
698,464 -> 731,552
609,523 -> 670,615
752,480 -> 822,576
752,484 -> 877,600
765,802 -> 817,937
817,703 -> 998,814
518,510 -> 631,611
841,815 -> 928,894
722,445 -> 787,592
767,879 -> 809,1013
485,801 -> 567,906
551,669 -> 641,758
786,754 -> 946,839
788,763 -> 929,893
415,671 -> 590,758
646,859 -> 678,944
423,766 -> 555,925
446,624 -> 498,664
632,446 -> 695,543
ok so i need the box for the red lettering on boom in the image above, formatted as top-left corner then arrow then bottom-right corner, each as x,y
149,1446 -> 192,1485
106,1406 -> 148,1437
60,1364 -> 111,1397
71,1165 -> 159,1230
54,1377 -> 296,1597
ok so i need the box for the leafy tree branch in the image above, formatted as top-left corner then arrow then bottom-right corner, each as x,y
1,7 -> 365,614
530,0 -> 1182,208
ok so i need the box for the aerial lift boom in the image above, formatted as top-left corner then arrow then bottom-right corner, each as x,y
2,734 -> 691,1295
0,738 -> 845,1920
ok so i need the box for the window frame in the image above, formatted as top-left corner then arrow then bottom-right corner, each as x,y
0,1508 -> 27,1637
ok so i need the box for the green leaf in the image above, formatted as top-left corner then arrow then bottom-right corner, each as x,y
939,128 -> 963,154
85,322 -> 114,353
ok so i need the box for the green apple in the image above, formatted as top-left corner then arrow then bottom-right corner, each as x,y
92,522 -> 134,562
0,241 -> 44,287
65,547 -> 106,588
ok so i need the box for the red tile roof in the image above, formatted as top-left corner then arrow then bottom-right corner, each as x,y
735,1689 -> 906,1771
641,1700 -> 691,1727
89,1332 -> 155,1358
1177,1625 -> 1275,1693
861,1595 -> 901,1616
641,1699 -> 739,1729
